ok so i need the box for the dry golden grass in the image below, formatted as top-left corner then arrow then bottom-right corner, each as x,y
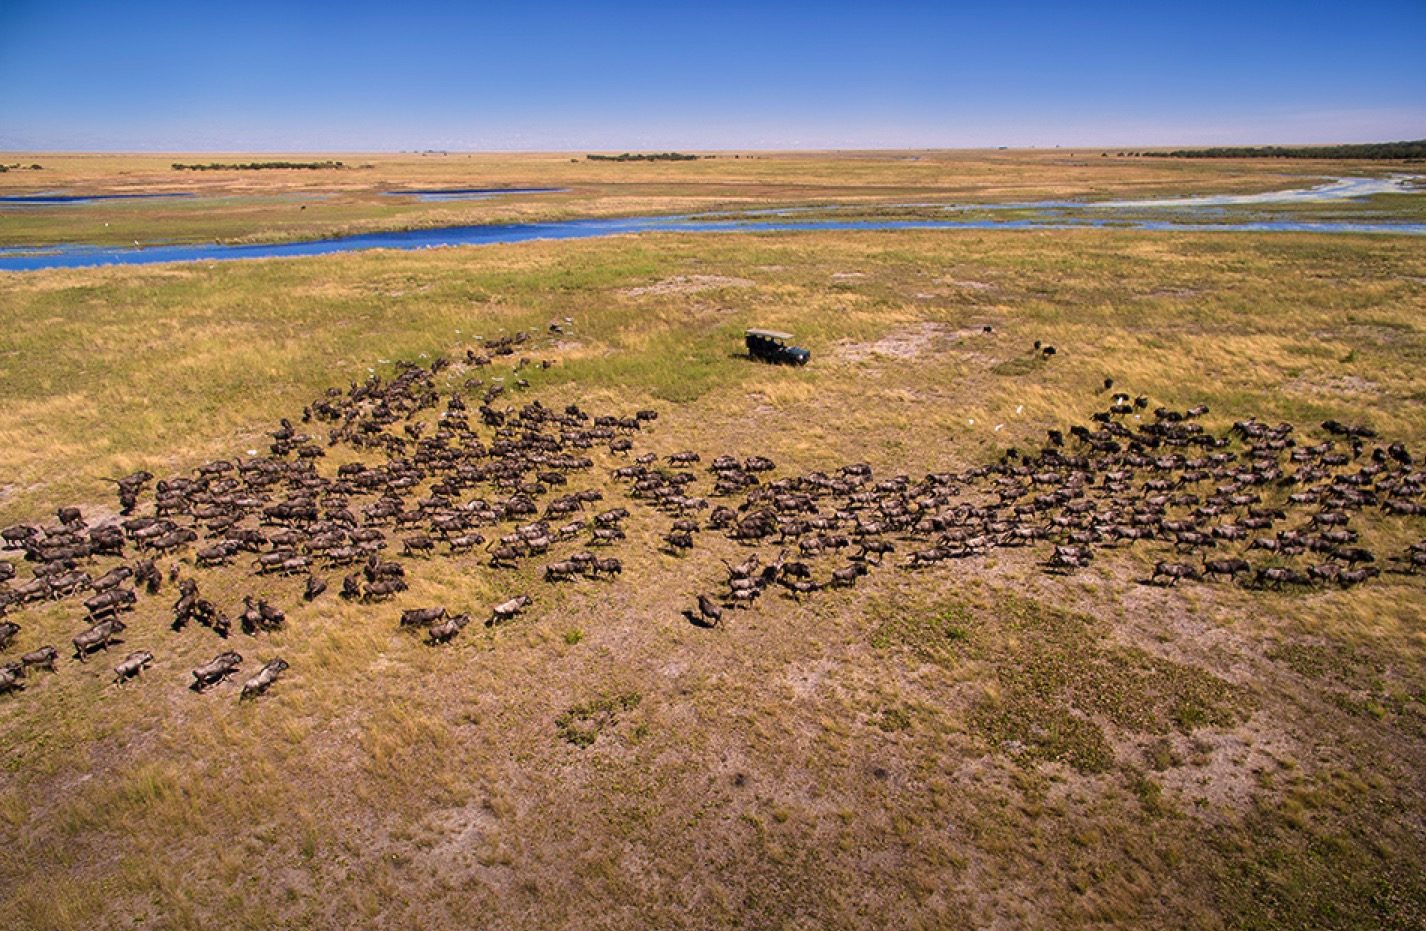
1,155 -> 1425,929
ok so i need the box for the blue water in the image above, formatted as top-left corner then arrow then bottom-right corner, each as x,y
0,191 -> 196,206
381,186 -> 565,202
0,187 -> 561,206
1,213 -> 1423,272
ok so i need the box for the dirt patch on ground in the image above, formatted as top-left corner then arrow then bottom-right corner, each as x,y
833,322 -> 992,363
621,275 -> 754,297
0,481 -> 57,510
1145,718 -> 1301,818
937,278 -> 996,291
1146,287 -> 1206,299
1283,374 -> 1382,397
1314,322 -> 1416,347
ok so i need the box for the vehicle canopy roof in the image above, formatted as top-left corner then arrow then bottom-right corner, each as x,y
745,328 -> 794,340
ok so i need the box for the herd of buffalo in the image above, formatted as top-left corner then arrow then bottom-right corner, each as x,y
672,401 -> 1426,625
2,346 -> 1425,701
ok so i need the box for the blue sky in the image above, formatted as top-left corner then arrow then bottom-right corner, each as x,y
0,0 -> 1422,151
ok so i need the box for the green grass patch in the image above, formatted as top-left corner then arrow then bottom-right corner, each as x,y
556,692 -> 642,748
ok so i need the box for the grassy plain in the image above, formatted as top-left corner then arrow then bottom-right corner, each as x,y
1,151 -> 1425,929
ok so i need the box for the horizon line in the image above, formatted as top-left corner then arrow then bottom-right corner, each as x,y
4,139 -> 1424,157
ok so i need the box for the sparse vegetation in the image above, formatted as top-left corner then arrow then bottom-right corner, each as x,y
1147,139 -> 1426,159
586,152 -> 699,161
171,160 -> 345,170
870,601 -> 973,661
871,705 -> 914,732
555,692 -> 642,747
0,150 -> 1423,929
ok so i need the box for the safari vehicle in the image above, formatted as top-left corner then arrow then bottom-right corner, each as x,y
745,329 -> 810,366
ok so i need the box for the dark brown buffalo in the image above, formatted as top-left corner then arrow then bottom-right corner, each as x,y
192,651 -> 243,691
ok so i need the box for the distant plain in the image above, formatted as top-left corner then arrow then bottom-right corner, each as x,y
1,150 -> 1424,930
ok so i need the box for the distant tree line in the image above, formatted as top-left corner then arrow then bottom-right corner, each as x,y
1140,140 -> 1426,160
171,161 -> 346,171
585,152 -> 700,162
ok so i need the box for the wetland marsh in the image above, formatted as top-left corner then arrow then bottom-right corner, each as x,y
1,150 -> 1424,931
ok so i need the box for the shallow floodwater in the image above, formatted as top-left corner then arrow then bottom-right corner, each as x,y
0,191 -> 196,206
758,175 -> 1423,216
2,214 -> 1423,272
0,177 -> 1421,272
1091,174 -> 1419,209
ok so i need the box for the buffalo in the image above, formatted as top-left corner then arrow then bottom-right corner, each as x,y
488,594 -> 532,627
192,651 -> 243,691
427,613 -> 472,645
73,619 -> 126,660
113,650 -> 154,684
21,645 -> 58,672
400,606 -> 448,628
240,658 -> 289,700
